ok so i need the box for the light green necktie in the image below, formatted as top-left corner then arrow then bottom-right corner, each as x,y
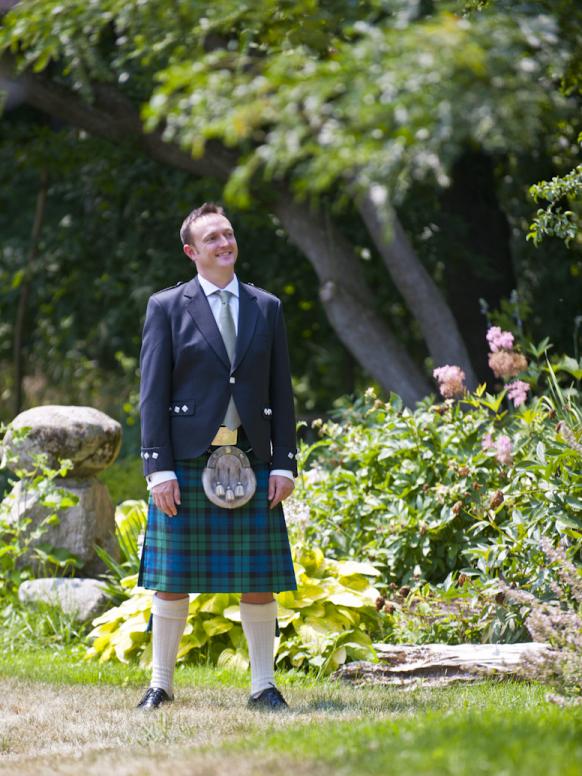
217,290 -> 241,429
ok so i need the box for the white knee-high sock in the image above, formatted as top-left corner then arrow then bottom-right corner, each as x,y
150,594 -> 189,696
240,600 -> 278,696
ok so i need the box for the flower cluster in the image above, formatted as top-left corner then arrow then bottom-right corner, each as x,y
432,365 -> 466,399
486,326 -> 514,352
486,326 -> 529,382
507,380 -> 530,407
482,432 -> 513,465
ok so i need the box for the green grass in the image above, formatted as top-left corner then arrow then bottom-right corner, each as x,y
0,648 -> 580,776
226,684 -> 582,776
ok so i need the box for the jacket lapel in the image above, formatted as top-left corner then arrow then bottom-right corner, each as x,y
232,282 -> 258,371
183,276 -> 230,368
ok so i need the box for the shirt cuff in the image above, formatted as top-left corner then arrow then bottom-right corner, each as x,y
269,469 -> 294,481
146,470 -> 177,491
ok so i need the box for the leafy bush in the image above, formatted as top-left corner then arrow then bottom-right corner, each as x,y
501,540 -> 582,703
0,431 -> 82,600
292,339 -> 581,642
87,501 -> 383,675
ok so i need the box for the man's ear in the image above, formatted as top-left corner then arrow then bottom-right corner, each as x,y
183,244 -> 197,262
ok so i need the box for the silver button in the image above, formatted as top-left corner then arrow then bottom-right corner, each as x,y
144,452 -> 150,459
230,377 -> 235,384
288,452 -> 293,459
152,452 -> 159,459
181,404 -> 188,412
174,405 -> 180,413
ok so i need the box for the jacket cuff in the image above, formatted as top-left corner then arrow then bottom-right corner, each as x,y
271,447 -> 298,476
140,445 -> 174,475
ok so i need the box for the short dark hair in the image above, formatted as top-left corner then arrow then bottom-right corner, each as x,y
180,202 -> 226,245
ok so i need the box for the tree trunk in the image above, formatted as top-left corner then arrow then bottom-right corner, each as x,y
272,193 -> 431,404
3,66 -> 432,403
13,166 -> 48,416
358,190 -> 478,389
437,148 -> 517,382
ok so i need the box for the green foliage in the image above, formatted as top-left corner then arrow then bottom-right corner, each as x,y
98,458 -> 147,506
0,433 -> 82,599
293,362 -> 581,631
528,135 -> 582,247
87,504 -> 382,675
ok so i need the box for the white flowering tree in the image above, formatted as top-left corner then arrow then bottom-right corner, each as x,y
0,0 -> 579,403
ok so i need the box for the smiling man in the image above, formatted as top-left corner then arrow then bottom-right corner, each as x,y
136,202 -> 297,711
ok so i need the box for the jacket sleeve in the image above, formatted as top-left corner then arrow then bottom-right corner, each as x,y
269,299 -> 298,475
139,296 -> 175,476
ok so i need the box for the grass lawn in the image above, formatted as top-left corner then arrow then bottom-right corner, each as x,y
0,648 -> 580,776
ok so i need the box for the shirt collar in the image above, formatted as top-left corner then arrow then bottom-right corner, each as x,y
198,274 -> 239,298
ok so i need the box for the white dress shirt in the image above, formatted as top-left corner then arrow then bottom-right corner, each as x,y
147,273 -> 293,490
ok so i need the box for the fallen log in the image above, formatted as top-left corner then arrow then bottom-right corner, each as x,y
333,642 -> 550,687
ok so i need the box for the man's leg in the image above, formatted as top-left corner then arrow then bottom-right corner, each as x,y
138,591 -> 189,709
240,592 -> 286,707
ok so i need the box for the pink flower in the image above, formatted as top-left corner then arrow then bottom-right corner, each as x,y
482,433 -> 494,450
486,326 -> 515,353
495,435 -> 513,465
488,351 -> 528,379
433,365 -> 466,399
507,380 -> 530,407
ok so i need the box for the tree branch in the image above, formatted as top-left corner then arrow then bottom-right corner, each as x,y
2,59 -> 431,403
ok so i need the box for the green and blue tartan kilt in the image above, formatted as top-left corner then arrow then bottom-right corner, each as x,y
137,452 -> 297,594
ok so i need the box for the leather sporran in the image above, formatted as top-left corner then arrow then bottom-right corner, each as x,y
202,445 -> 257,509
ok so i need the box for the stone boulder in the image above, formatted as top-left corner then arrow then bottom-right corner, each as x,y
5,476 -> 119,576
1,405 -> 121,477
18,578 -> 110,622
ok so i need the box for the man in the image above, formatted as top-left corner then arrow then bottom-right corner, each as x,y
136,203 -> 297,711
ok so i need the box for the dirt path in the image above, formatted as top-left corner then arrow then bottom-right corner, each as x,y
0,677 -> 382,776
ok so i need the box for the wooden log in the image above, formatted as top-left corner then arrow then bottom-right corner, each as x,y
333,643 -> 550,686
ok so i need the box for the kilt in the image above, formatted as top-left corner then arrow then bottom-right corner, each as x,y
137,450 -> 297,594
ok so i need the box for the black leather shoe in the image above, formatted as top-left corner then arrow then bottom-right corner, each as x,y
136,687 -> 174,710
247,683 -> 289,710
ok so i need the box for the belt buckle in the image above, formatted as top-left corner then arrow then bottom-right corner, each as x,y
211,426 -> 238,446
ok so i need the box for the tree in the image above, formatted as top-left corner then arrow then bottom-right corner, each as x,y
1,0 -> 580,404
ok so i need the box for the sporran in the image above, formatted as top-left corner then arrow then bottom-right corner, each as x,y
202,445 -> 257,509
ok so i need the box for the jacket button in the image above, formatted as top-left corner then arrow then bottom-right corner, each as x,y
230,377 -> 236,384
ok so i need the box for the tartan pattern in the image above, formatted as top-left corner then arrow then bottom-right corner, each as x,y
138,453 -> 297,593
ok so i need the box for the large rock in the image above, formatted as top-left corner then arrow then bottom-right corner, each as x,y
5,477 -> 119,576
1,405 -> 121,477
18,578 -> 110,622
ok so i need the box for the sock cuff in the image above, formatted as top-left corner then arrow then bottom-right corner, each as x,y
152,594 -> 190,620
240,600 -> 278,623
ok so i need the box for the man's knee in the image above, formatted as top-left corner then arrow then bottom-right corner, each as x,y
156,592 -> 189,601
241,592 -> 274,604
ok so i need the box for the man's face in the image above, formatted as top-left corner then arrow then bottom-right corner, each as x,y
184,213 -> 238,275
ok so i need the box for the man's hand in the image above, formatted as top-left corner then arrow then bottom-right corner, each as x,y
268,474 -> 294,509
152,480 -> 181,517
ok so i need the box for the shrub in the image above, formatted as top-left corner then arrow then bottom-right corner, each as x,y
501,540 -> 582,703
293,338 -> 581,642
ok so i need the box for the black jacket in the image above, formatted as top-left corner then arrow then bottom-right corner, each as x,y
139,275 -> 297,476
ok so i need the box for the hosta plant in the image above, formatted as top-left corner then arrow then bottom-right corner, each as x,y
86,511 -> 383,676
